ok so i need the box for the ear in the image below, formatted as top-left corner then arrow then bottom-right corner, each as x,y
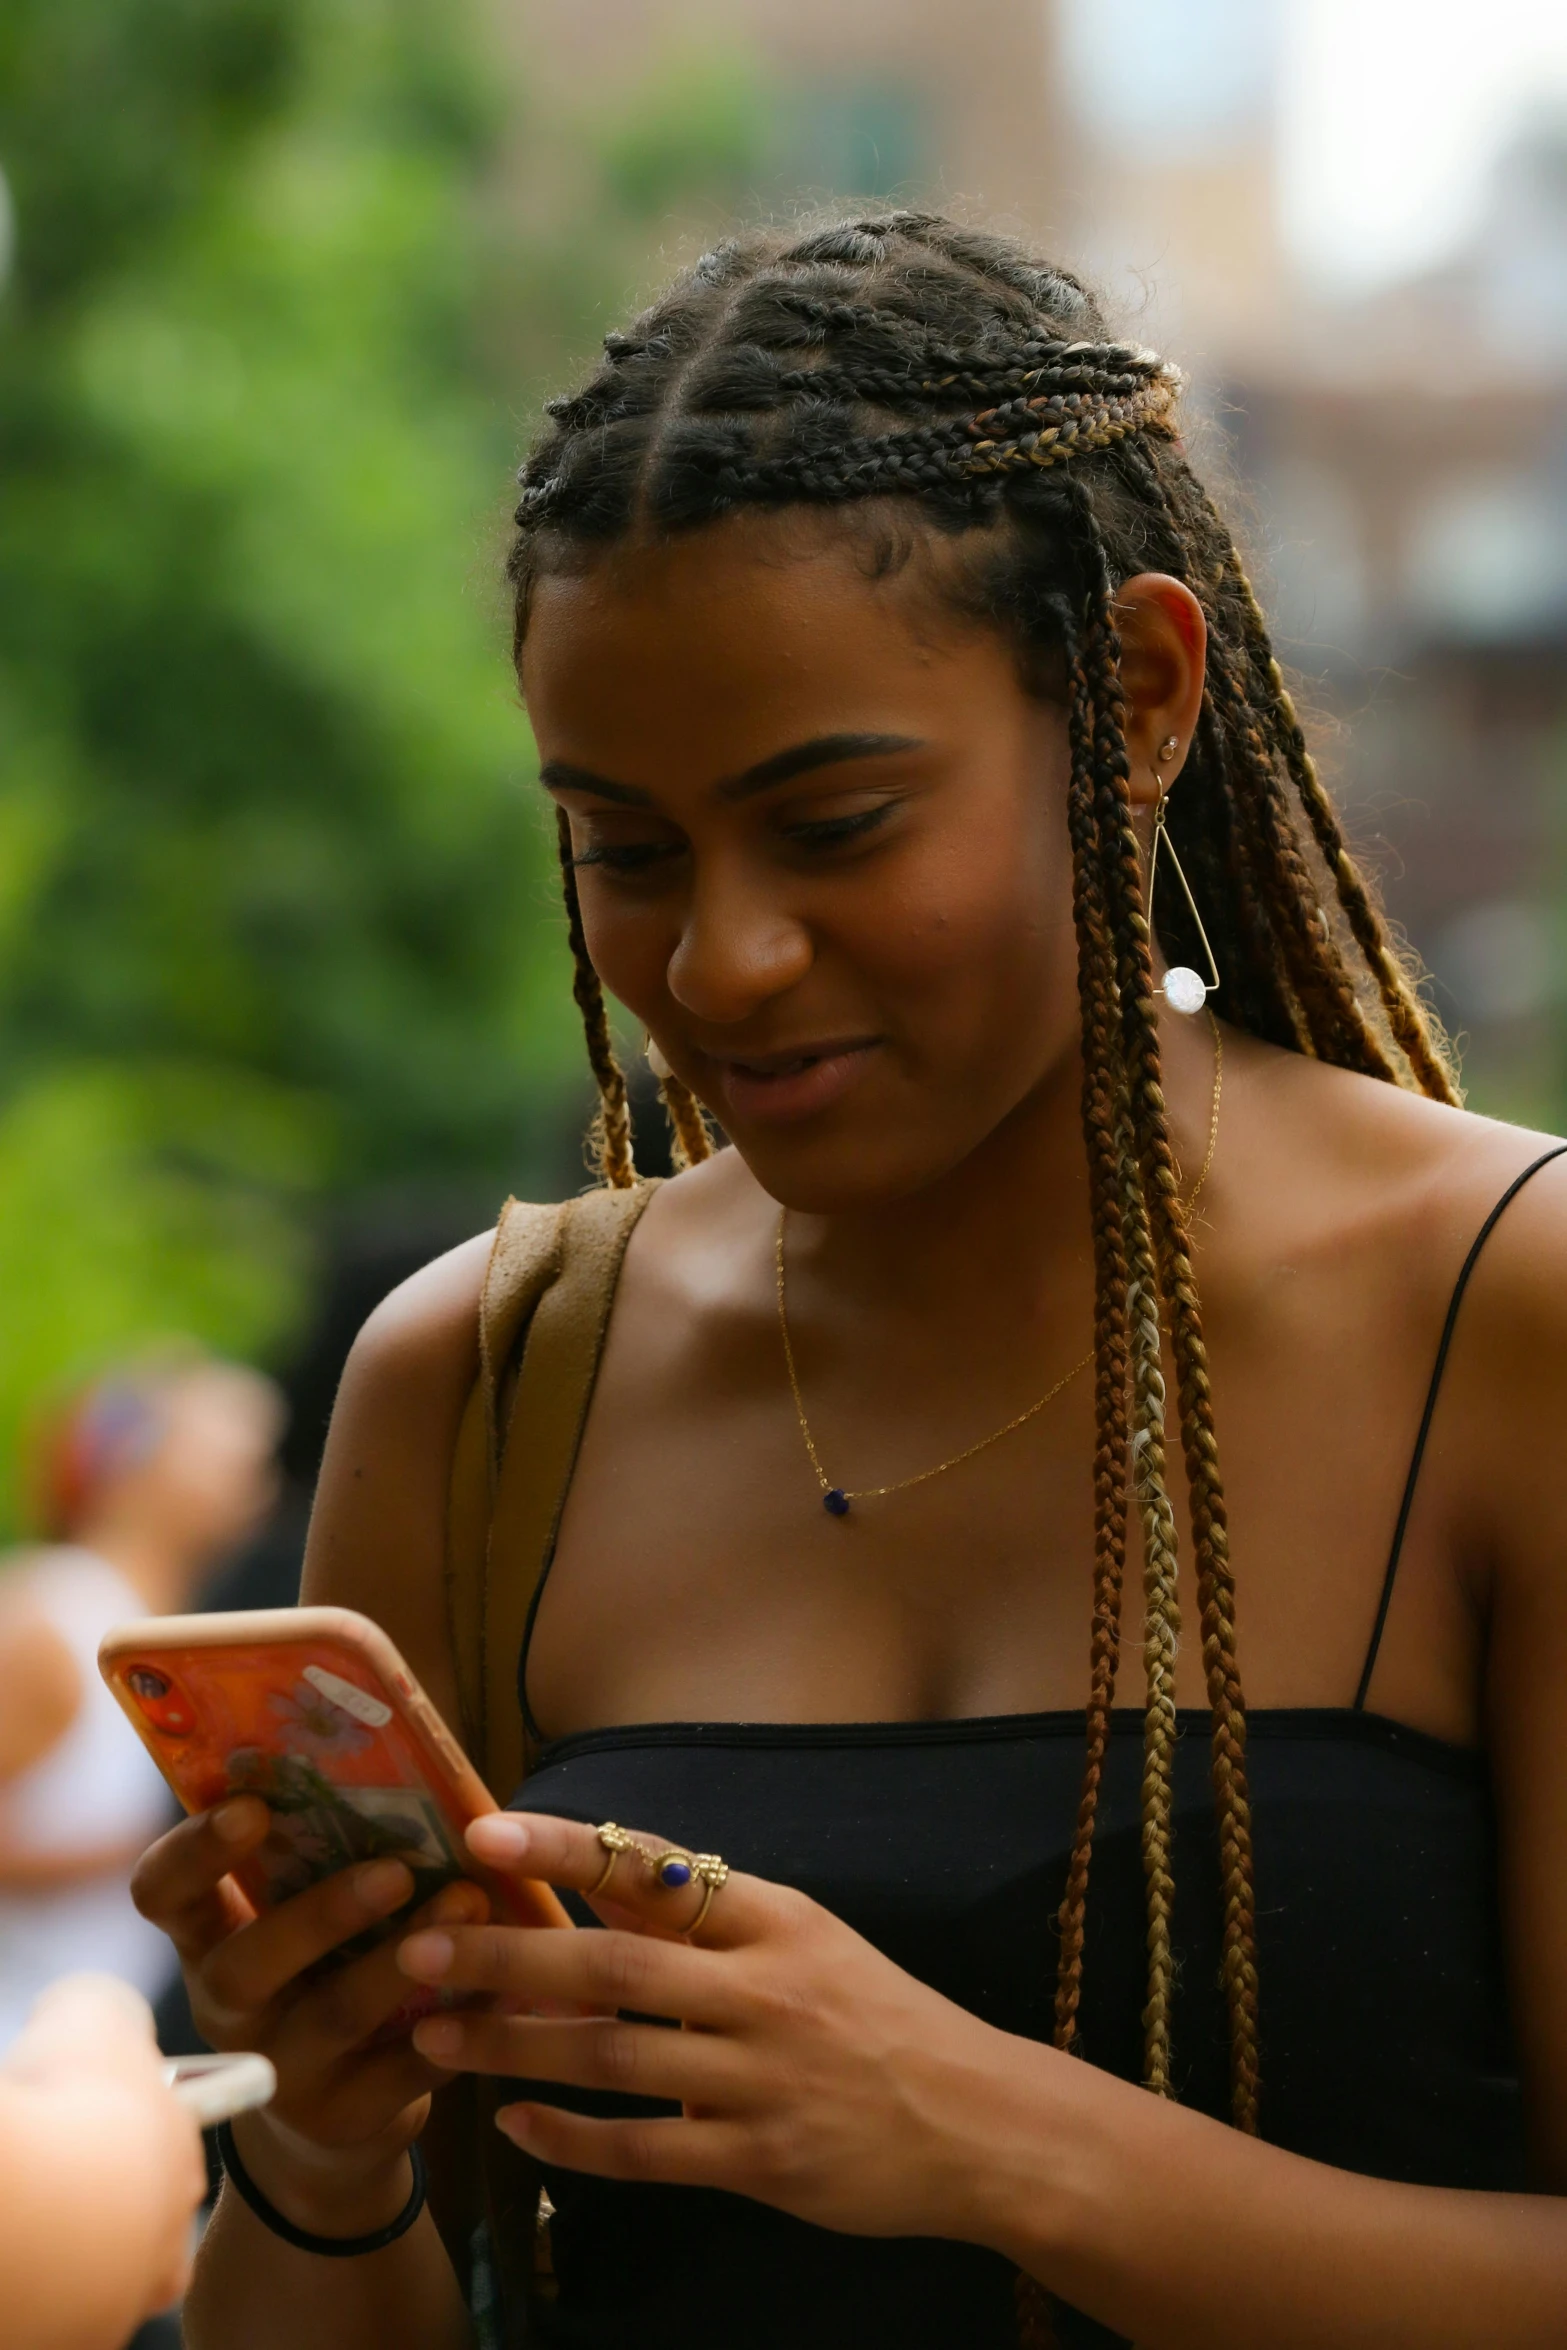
1113,574 -> 1207,807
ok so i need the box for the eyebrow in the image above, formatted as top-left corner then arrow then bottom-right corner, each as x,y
538,732 -> 925,809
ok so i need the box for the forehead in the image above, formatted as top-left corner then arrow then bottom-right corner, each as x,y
520,512 -> 1018,776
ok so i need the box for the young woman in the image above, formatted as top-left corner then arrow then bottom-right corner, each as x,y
136,214 -> 1567,2349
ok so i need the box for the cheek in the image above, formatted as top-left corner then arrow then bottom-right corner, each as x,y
573,890 -> 676,1019
851,797 -> 1075,1047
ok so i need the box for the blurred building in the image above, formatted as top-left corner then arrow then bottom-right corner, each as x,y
503,0 -> 1072,234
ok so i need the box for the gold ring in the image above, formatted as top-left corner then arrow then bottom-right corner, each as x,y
591,1822 -> 634,1897
591,1824 -> 729,1926
684,1877 -> 720,1938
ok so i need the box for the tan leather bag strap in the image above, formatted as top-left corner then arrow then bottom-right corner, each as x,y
440,1180 -> 655,2344
444,1179 -> 658,1800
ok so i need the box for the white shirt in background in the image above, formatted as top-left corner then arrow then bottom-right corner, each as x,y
0,1552 -> 176,2051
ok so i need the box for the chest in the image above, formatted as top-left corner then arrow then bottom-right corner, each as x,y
522,1230 -> 1483,1741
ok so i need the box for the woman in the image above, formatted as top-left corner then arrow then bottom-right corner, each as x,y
136,215 -> 1567,2348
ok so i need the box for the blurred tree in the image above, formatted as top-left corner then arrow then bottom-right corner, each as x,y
0,0 -> 577,1529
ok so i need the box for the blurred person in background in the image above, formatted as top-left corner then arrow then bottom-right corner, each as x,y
0,1357 -> 283,2052
0,1972 -> 205,2350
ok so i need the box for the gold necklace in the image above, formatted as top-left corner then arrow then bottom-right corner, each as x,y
777,1012 -> 1221,1517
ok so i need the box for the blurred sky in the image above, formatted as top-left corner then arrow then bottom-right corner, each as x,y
1064,0 -> 1567,289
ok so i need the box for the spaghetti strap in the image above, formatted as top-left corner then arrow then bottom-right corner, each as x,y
1354,1142 -> 1567,1711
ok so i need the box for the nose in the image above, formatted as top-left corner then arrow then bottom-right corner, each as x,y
666,859 -> 813,1025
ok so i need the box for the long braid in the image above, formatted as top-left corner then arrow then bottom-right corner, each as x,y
1220,548 -> 1459,1102
1117,441 -> 1402,1083
555,810 -> 637,1189
512,212 -> 1459,2213
1073,531 -> 1261,2129
1051,631 -> 1131,2058
1119,1099 -> 1182,2097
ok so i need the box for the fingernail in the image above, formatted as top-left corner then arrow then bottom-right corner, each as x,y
355,1860 -> 412,1912
213,1800 -> 259,1845
398,1930 -> 455,1981
413,2016 -> 462,2062
468,1814 -> 529,1862
495,2103 -> 536,2144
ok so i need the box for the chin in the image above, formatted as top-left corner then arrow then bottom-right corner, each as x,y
724,1118 -> 983,1217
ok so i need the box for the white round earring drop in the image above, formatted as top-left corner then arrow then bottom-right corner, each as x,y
643,1033 -> 673,1082
1148,735 -> 1220,1016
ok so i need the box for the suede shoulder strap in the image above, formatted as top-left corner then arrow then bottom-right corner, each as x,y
445,1179 -> 657,1803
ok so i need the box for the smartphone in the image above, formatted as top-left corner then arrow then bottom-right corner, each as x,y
99,1606 -> 571,1979
164,2050 -> 277,2128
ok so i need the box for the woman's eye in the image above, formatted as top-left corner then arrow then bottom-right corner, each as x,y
571,839 -> 683,877
783,803 -> 896,852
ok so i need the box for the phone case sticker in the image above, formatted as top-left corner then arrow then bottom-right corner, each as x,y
224,1747 -> 461,1908
301,1663 -> 393,1730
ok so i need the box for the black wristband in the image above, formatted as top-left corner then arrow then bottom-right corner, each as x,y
216,2121 -> 427,2259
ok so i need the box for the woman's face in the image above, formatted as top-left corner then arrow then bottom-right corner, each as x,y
523,512 -> 1079,1213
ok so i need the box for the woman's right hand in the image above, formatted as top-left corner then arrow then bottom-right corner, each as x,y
131,1797 -> 489,2234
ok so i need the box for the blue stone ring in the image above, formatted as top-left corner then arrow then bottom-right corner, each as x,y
592,1824 -> 730,1937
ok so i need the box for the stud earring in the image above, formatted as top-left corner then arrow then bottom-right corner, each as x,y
1147,738 -> 1220,1016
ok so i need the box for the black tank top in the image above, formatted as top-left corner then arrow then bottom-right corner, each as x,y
509,1148 -> 1563,2350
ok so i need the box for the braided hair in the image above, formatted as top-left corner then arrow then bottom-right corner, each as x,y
507,213 -> 1455,2175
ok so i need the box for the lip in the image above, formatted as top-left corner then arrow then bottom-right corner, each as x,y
702,1036 -> 883,1126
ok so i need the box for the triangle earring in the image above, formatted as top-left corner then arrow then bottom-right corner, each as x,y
1147,736 -> 1220,1015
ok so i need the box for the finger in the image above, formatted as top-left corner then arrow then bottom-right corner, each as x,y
130,1799 -> 269,1962
466,1812 -> 760,1947
204,1856 -> 417,2016
495,2100 -> 750,2189
398,1920 -> 739,2030
280,1879 -> 492,2066
412,2011 -> 745,2106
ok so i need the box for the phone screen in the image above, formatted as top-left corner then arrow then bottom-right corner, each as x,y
106,1635 -> 473,1940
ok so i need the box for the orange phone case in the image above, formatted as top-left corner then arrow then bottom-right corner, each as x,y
98,1605 -> 570,1955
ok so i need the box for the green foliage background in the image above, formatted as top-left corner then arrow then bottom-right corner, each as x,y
0,0 -> 579,1530
0,0 -> 912,1534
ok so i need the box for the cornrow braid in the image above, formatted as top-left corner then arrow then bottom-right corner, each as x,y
510,211 -> 1461,2293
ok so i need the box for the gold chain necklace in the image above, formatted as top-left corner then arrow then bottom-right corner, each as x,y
777,1013 -> 1222,1518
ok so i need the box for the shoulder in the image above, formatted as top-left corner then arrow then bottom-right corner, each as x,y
1231,1030 -> 1565,1271
342,1227 -> 496,1400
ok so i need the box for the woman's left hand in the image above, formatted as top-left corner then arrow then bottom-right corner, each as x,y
397,1810 -> 1036,2243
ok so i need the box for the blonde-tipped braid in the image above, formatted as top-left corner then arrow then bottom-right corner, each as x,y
659,1072 -> 716,1169
1119,1111 -> 1182,2096
556,810 -> 637,1189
